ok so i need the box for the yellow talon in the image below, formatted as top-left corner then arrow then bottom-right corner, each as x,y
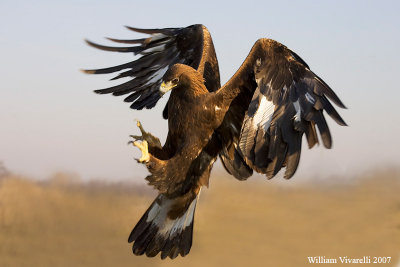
133,140 -> 150,163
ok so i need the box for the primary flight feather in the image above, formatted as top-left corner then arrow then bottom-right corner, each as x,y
83,24 -> 346,259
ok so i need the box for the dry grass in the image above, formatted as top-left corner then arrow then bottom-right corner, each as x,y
0,170 -> 399,267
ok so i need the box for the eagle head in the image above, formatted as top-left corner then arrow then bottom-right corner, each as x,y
160,64 -> 206,96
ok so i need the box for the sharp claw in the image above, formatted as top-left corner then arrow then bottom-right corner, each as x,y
130,119 -> 161,150
128,134 -> 143,146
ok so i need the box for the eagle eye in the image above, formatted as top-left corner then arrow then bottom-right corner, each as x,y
172,78 -> 179,84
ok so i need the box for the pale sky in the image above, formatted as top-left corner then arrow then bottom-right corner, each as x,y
1,0 -> 399,183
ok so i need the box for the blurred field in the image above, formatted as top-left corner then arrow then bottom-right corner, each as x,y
1,170 -> 400,267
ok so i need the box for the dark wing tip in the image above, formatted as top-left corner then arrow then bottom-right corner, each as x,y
124,25 -> 140,32
331,92 -> 347,109
85,38 -> 138,53
80,69 -> 96,74
85,39 -> 109,51
84,38 -> 96,47
314,75 -> 347,110
334,99 -> 347,110
105,37 -> 118,42
338,118 -> 348,127
93,89 -> 108,94
125,25 -> 165,35
105,37 -> 146,44
284,172 -> 295,179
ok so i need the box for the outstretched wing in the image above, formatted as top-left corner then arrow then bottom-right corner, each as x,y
82,24 -> 220,118
219,38 -> 346,180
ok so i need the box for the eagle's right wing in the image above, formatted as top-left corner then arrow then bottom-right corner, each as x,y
82,24 -> 220,119
218,38 -> 347,180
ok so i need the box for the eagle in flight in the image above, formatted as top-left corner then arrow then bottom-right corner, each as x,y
83,24 -> 346,259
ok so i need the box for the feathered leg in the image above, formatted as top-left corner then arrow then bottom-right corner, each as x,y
129,120 -> 170,161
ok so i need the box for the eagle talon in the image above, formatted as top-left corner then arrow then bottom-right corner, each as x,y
129,135 -> 143,141
127,136 -> 140,146
133,140 -> 150,163
131,120 -> 162,149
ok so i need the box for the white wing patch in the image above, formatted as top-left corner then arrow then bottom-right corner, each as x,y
253,96 -> 275,130
148,33 -> 168,43
293,100 -> 301,122
238,93 -> 275,157
140,43 -> 167,55
305,92 -> 315,104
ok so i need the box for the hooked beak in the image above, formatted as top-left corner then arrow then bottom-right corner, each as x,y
160,81 -> 177,96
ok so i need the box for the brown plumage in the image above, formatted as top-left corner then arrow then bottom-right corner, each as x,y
83,25 -> 347,259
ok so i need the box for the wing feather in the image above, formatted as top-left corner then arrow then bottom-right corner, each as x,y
124,26 -> 177,36
85,39 -> 145,53
105,37 -> 148,44
304,121 -> 319,149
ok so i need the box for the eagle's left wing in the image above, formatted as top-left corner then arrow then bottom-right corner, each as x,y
82,24 -> 220,118
218,38 -> 347,179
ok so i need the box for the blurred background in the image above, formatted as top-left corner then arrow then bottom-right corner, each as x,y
1,170 -> 399,266
1,0 -> 400,266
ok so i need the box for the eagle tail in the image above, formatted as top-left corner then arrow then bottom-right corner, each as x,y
128,193 -> 198,259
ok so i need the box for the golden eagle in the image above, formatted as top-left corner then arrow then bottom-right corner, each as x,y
83,24 -> 346,259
